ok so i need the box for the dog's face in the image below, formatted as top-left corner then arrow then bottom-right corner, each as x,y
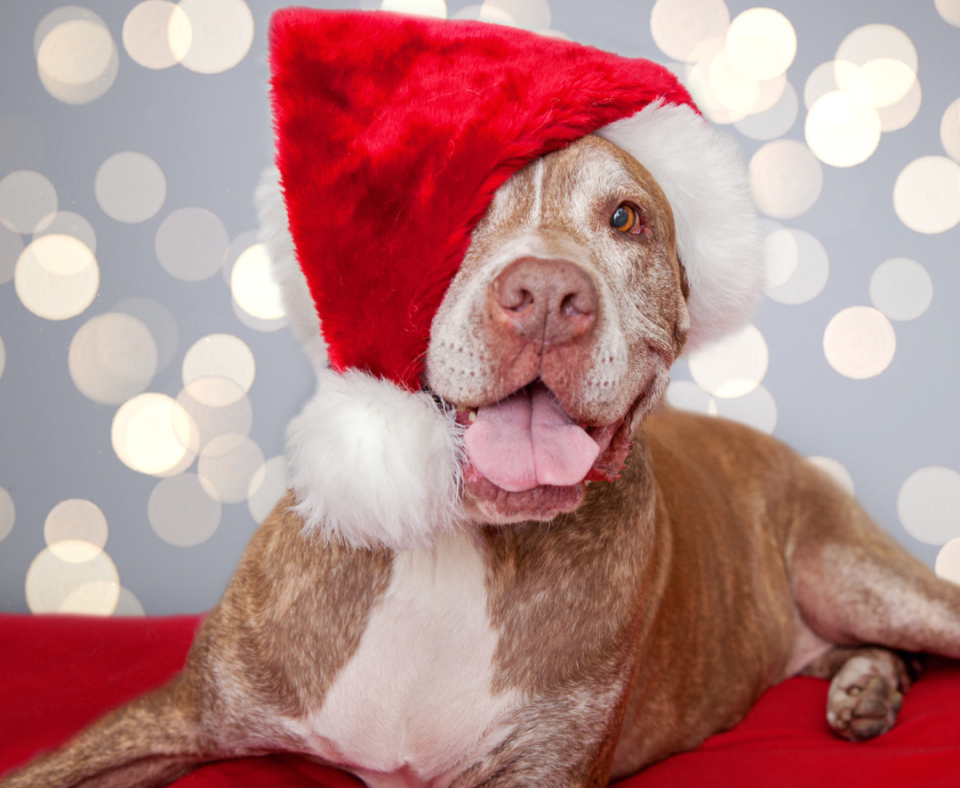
426,135 -> 690,524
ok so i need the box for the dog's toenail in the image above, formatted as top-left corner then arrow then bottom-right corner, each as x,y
891,691 -> 903,712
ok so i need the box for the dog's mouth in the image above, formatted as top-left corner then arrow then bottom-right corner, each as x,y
450,379 -> 644,521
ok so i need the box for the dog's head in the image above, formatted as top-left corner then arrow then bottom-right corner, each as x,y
426,135 -> 689,524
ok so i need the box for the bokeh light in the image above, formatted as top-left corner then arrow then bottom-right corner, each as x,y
177,0 -> 255,73
95,152 -> 167,224
876,77 -> 921,132
32,210 -> 97,254
749,140 -> 823,218
834,24 -> 917,110
155,207 -> 229,281
182,334 -> 255,405
937,0 -> 960,26
231,242 -> 287,321
0,170 -> 58,235
764,228 -> 829,304
0,486 -> 14,543
112,392 -> 199,476
734,81 -> 798,140
805,91 -> 881,168
893,156 -> 960,234
198,433 -> 265,504
34,7 -> 119,105
111,297 -> 179,372
714,384 -> 777,434
941,97 -> 960,162
651,0 -> 728,63
724,7 -> 796,82
381,0 -> 448,19
0,223 -> 23,284
177,378 -> 253,448
44,498 -> 108,563
482,0 -> 550,29
453,5 -> 517,25
806,456 -> 855,495
666,380 -> 716,415
69,313 -> 159,405
899,466 -> 960,545
123,1 -> 192,70
823,306 -> 896,379
15,234 -> 100,321
936,539 -> 960,585
114,587 -> 146,616
26,545 -> 120,615
148,473 -> 222,547
689,323 -> 768,398
869,258 -> 933,322
248,455 -> 288,524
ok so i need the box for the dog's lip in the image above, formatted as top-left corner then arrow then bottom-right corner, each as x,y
449,377 -> 652,506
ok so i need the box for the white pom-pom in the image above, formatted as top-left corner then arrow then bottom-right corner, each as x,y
286,369 -> 464,551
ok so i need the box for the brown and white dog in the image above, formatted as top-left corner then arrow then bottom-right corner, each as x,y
5,129 -> 960,788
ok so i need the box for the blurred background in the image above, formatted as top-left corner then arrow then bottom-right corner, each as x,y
0,0 -> 958,616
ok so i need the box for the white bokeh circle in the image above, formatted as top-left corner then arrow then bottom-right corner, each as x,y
749,140 -> 823,218
806,456 -> 855,496
899,466 -> 960,545
177,0 -> 255,74
96,152 -> 167,224
69,313 -> 159,405
823,306 -> 896,380
893,156 -> 960,235
0,170 -> 58,235
650,0 -> 729,63
15,234 -> 100,321
869,258 -> 933,322
26,546 -> 120,615
689,323 -> 768,398
148,473 -> 222,547
0,486 -> 14,543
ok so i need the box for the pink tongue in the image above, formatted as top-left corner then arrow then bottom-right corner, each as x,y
464,383 -> 600,493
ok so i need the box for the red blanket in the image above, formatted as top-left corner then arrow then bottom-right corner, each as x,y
2,613 -> 959,786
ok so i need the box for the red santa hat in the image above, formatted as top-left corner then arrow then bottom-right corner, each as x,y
258,8 -> 763,550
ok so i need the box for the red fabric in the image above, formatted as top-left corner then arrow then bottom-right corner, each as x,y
269,9 -> 695,389
3,612 -> 960,786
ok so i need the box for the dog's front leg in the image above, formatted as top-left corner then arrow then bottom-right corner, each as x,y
450,684 -> 631,788
0,677 -> 216,788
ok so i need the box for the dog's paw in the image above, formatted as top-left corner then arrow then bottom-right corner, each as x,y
826,653 -> 903,742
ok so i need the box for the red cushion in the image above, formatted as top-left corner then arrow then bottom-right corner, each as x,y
2,613 -> 959,786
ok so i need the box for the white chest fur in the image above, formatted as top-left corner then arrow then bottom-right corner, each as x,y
288,531 -> 521,788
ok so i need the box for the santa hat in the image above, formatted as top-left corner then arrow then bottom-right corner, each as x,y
259,9 -> 763,551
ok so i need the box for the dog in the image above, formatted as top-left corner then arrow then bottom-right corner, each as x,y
5,121 -> 960,788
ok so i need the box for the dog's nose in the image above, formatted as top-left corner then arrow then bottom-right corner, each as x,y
489,257 -> 597,344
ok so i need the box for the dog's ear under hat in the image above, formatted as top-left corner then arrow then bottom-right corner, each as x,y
260,9 -> 763,551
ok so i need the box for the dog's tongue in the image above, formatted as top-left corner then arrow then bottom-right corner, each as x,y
464,382 -> 600,492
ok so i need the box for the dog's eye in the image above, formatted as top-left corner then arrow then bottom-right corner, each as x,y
611,204 -> 642,234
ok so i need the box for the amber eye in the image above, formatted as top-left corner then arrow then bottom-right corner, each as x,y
611,204 -> 642,234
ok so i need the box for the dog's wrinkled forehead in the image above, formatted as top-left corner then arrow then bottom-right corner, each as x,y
477,135 -> 676,250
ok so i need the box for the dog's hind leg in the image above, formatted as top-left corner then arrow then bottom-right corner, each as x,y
0,677 -> 215,788
787,461 -> 960,663
801,646 -> 921,741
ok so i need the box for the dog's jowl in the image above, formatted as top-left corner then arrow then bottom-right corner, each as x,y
5,10 -> 960,788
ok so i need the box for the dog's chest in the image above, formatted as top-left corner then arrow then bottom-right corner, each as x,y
288,532 -> 521,788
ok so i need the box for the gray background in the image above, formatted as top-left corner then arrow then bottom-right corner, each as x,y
0,0 -> 958,615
